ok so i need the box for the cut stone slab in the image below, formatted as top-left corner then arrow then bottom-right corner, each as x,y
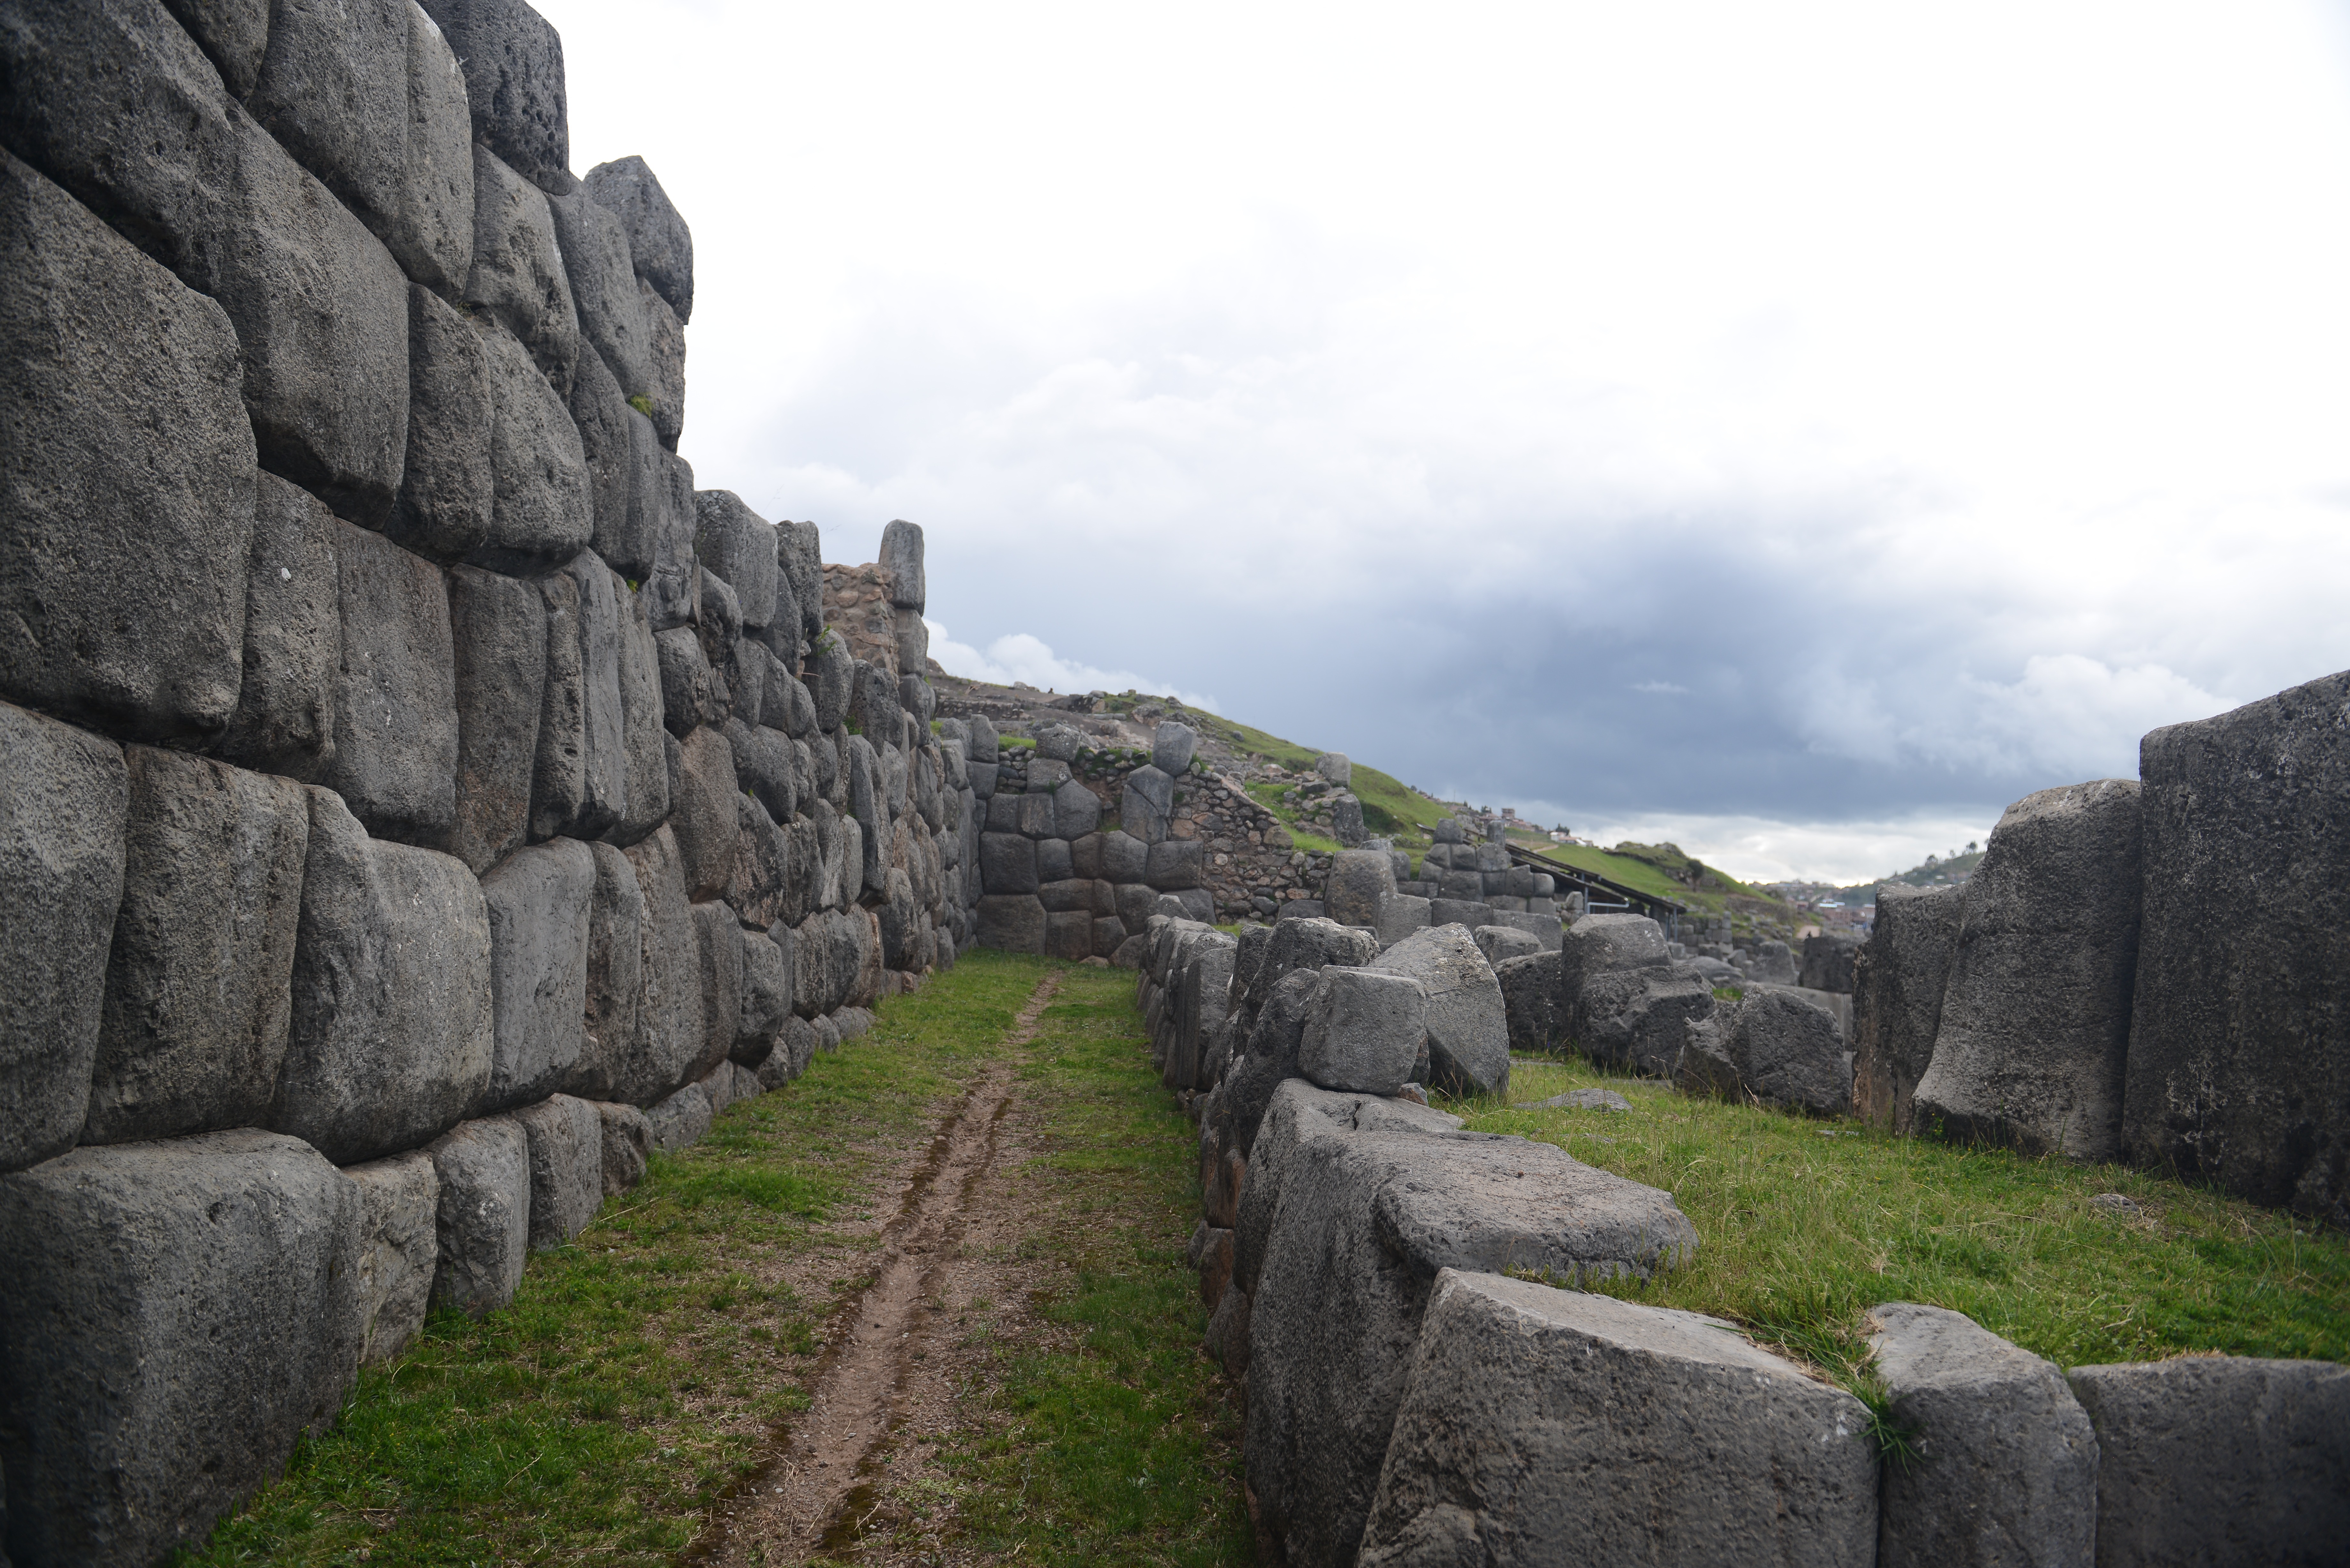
571,840 -> 642,1099
1324,848 -> 1398,930
2068,1356 -> 2349,1568
1356,1270 -> 1877,1568
1246,915 -> 1379,1015
159,0 -> 269,95
84,750 -> 310,1144
1496,949 -> 1560,1056
477,837 -> 594,1113
0,701 -> 127,1172
0,1129 -> 362,1568
646,1079 -> 712,1152
640,281 -> 686,449
1371,923 -> 1511,1096
1474,924 -> 1542,965
977,893 -> 1048,954
1916,779 -> 2142,1160
399,0 -> 475,291
1560,913 -> 1714,1078
1146,836 -> 1205,891
694,490 -> 779,630
323,518 -> 458,845
694,900 -> 745,1080
594,1099 -> 651,1195
246,0 -> 421,289
472,315 -> 593,570
1801,930 -> 1863,994
1238,1081 -> 1698,1568
609,580 -> 669,846
2126,670 -> 2350,1226
530,553 -> 629,842
1299,968 -> 1428,1096
582,155 -> 693,322
344,1148 -> 439,1366
1152,720 -> 1197,774
669,725 -> 739,900
1531,1088 -> 1632,1111
388,282 -> 494,560
1853,881 -> 1966,1134
278,787 -> 493,1163
513,1092 -> 601,1249
427,1114 -> 528,1316
1865,1302 -> 2097,1568
613,825 -> 706,1104
418,0 -> 570,192
216,471 -> 341,781
548,183 -> 650,397
441,564 -> 545,872
0,148 -> 255,742
1122,764 -> 1175,844
1684,987 -> 1851,1115
463,144 -> 577,390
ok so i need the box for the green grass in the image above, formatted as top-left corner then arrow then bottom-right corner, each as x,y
939,968 -> 1252,1566
179,954 -> 1047,1567
1453,1055 -> 2350,1394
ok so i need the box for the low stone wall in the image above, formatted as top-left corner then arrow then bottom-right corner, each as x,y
1142,910 -> 2348,1567
0,3 -> 970,1561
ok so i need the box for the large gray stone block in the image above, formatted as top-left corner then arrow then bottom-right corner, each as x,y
1122,764 -> 1175,843
2127,671 -> 2350,1225
572,840 -> 642,1098
1917,780 -> 2141,1161
477,837 -> 594,1113
1300,968 -> 1427,1096
1474,924 -> 1542,965
793,906 -> 867,1018
610,579 -> 669,845
582,154 -> 692,322
736,923 -> 792,1062
1357,1271 -> 1877,1568
279,788 -> 492,1163
530,553 -> 629,842
1683,987 -> 1850,1115
1,4 -> 411,524
724,791 -> 791,930
418,0 -> 569,193
1853,881 -> 1966,1133
1370,923 -> 1510,1096
1210,969 -> 1320,1157
323,517 -> 458,845
399,0 -> 475,288
463,144 -> 577,390
1801,930 -> 1863,993
877,516 -> 924,609
513,1092 -> 601,1249
646,1079 -> 710,1152
694,899 -> 745,1080
0,148 -> 254,742
976,893 -> 1048,954
695,490 -> 780,630
345,1147 -> 438,1365
1324,847 -> 1398,929
566,340 -> 634,566
726,715 -> 798,825
1146,836 -> 1205,891
84,750 -> 309,1144
1243,915 -> 1380,1017
1238,1081 -> 1698,1567
0,1129 -> 362,1568
594,1099 -> 650,1194
1054,777 -> 1102,838
613,825 -> 705,1103
640,280 -> 685,448
442,564 -> 544,872
473,316 -> 593,569
667,726 -> 737,899
0,702 -> 126,1172
1152,720 -> 1196,774
776,517 -> 823,647
1496,949 -> 1561,1054
549,182 -> 650,396
805,633 -> 855,731
1865,1303 -> 2097,1568
427,1113 -> 528,1316
217,472 -> 341,781
1560,913 -> 1712,1077
388,282 -> 494,558
158,0 -> 269,95
2069,1356 -> 2349,1567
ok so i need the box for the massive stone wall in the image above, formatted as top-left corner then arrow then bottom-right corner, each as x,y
0,2 -> 966,1561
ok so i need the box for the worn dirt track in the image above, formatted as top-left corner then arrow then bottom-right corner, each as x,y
695,973 -> 1063,1566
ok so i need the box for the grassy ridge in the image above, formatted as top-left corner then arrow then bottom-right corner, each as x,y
1458,1058 -> 2350,1390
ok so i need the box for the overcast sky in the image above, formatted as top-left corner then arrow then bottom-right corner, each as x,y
541,0 -> 2350,882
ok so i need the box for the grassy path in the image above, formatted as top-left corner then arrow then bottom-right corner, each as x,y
183,952 -> 1248,1568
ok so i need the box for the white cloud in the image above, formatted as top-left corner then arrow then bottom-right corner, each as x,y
1633,681 -> 1691,696
1525,805 -> 2005,888
925,621 -> 1220,712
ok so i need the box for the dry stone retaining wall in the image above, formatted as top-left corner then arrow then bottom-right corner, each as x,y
0,3 -> 966,1560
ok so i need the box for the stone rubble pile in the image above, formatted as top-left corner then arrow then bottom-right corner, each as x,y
0,2 -> 968,1560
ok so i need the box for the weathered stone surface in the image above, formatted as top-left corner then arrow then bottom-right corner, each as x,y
2068,1356 -> 2349,1568
726,716 -> 797,825
694,899 -> 744,1080
84,750 -> 309,1144
594,1099 -> 650,1195
1315,751 -> 1351,786
324,518 -> 458,844
609,576 -> 670,845
513,1092 -> 601,1249
1917,780 -> 2141,1161
387,283 -> 493,559
1123,764 -> 1175,843
212,475 -> 340,782
777,518 -> 824,647
531,553 -> 629,842
1475,924 -> 1542,965
1325,848 -> 1397,930
639,281 -> 686,448
1051,777 -> 1100,838
977,893 -> 1048,954
1853,881 -> 1966,1134
463,144 -> 577,389
0,149 -> 255,741
806,634 -> 855,731
477,837 -> 593,1113
472,317 -> 593,570
793,903 -> 866,1021
612,826 -> 705,1103
695,490 -> 780,629
1801,930 -> 1863,993
1153,720 -> 1197,774
158,0 -> 269,95
1531,1087 -> 1631,1111
1864,1302 -> 2097,1568
667,726 -> 736,900
567,341 -> 634,560
724,792 -> 790,930
646,1079 -> 710,1152
583,155 -> 693,322
761,1014 -> 818,1088
427,1113 -> 528,1315
1237,1081 -> 1698,1568
1684,988 -> 1850,1114
419,0 -> 569,193
345,1148 -> 438,1364
2,10 -> 412,523
1243,915 -> 1379,1019
1329,792 -> 1367,846
1560,913 -> 1712,1077
280,788 -> 492,1163
0,702 -> 126,1171
0,1129 -> 362,1568
1496,949 -> 1560,1056
549,183 -> 650,396
1371,924 -> 1510,1096
441,565 -> 543,871
1357,1271 -> 1876,1568
736,922 -> 791,1062
569,840 -> 642,1098
1300,968 -> 1427,1096
656,626 -> 716,735
2127,673 -> 2350,1225
400,0 -> 475,283
1146,836 -> 1205,891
